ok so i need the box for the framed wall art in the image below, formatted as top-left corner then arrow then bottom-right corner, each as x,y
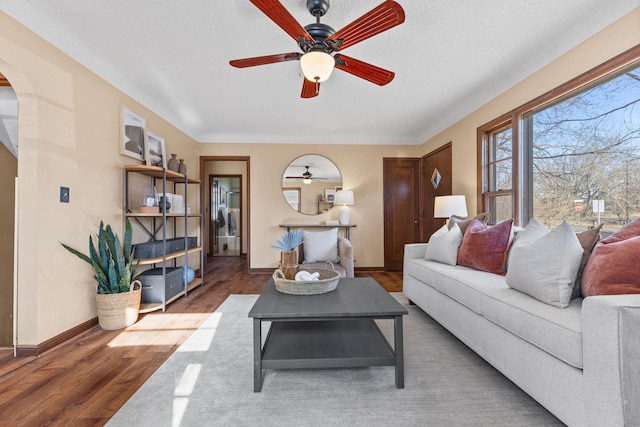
121,106 -> 146,160
324,188 -> 336,203
145,131 -> 166,168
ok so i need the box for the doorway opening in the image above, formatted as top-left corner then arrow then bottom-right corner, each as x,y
0,72 -> 18,348
211,175 -> 242,256
200,157 -> 250,267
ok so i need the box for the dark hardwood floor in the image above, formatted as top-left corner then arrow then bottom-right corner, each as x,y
0,256 -> 402,426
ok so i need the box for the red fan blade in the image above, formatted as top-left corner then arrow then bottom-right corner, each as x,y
229,53 -> 301,68
249,0 -> 314,44
301,78 -> 320,98
335,54 -> 395,86
325,0 -> 405,51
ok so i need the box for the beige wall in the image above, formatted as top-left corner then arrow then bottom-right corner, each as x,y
1,6 -> 638,348
0,143 -> 17,345
0,11 -> 200,347
198,144 -> 420,270
418,8 -> 640,218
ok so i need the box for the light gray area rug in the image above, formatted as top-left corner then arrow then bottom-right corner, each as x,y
108,293 -> 563,427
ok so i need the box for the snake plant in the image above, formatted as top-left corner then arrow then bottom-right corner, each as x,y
61,220 -> 140,294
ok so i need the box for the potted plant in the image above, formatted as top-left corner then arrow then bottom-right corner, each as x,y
61,219 -> 142,330
272,228 -> 304,279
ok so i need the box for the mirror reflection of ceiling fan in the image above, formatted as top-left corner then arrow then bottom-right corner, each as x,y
286,166 -> 328,184
229,0 -> 405,98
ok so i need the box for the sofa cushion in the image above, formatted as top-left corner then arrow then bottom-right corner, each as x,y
302,228 -> 339,263
572,224 -> 602,299
447,212 -> 489,235
582,219 -> 640,297
406,259 -> 509,314
457,218 -> 514,275
506,220 -> 583,308
424,223 -> 463,265
482,288 -> 583,368
405,258 -> 457,292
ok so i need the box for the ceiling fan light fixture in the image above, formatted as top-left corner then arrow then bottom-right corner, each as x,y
300,50 -> 335,83
302,178 -> 313,185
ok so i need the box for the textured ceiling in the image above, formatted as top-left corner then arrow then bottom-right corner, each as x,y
0,1 -> 638,146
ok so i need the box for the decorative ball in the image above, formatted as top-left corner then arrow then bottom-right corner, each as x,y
182,265 -> 195,285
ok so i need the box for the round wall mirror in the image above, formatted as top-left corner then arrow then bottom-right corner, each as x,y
282,154 -> 342,215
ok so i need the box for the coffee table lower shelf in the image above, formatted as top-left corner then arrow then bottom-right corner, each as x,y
255,318 -> 401,391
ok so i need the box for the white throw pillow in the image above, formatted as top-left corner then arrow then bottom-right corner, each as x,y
424,223 -> 463,265
303,228 -> 339,263
506,219 -> 548,271
506,220 -> 583,308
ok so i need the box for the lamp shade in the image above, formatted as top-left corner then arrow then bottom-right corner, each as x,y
434,195 -> 468,218
334,190 -> 355,205
300,50 -> 335,83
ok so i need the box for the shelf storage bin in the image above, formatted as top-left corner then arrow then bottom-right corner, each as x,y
134,237 -> 197,259
139,267 -> 183,303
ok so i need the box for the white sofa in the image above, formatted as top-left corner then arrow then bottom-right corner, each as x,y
403,242 -> 640,426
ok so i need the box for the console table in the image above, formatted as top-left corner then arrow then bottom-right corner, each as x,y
279,223 -> 356,239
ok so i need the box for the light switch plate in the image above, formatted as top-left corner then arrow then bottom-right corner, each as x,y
60,186 -> 70,203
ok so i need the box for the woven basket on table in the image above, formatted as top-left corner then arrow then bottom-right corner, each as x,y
273,263 -> 340,295
95,280 -> 142,330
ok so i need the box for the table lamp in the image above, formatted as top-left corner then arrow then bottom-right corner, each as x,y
334,190 -> 355,225
434,195 -> 468,223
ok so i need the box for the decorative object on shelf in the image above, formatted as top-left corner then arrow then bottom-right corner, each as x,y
334,190 -> 355,225
61,219 -> 142,330
121,106 -> 146,161
140,185 -> 159,213
158,195 -> 171,213
168,154 -> 180,172
434,195 -> 468,224
271,228 -> 304,279
272,263 -> 340,295
145,131 -> 166,168
182,265 -> 195,285
178,158 -> 187,174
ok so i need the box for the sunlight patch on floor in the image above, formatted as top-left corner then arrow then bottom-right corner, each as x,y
173,363 -> 202,427
176,312 -> 221,352
107,313 -> 211,347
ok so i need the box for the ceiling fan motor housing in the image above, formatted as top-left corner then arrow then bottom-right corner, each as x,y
304,22 -> 335,45
307,0 -> 330,17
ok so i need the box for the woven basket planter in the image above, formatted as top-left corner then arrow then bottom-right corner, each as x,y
95,280 -> 142,330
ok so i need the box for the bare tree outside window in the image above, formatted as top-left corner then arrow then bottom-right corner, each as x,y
523,64 -> 640,235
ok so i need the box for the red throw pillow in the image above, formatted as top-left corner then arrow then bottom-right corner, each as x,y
581,219 -> 640,297
457,218 -> 514,275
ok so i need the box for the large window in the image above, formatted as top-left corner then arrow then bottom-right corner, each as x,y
479,46 -> 640,235
483,124 -> 513,224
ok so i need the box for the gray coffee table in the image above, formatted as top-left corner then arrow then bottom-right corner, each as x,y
248,277 -> 408,392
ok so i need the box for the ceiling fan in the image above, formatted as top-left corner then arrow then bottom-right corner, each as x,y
229,0 -> 405,98
285,166 -> 328,183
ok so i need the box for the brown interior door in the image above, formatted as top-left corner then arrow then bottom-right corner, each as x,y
421,142 -> 453,241
383,158 -> 421,271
